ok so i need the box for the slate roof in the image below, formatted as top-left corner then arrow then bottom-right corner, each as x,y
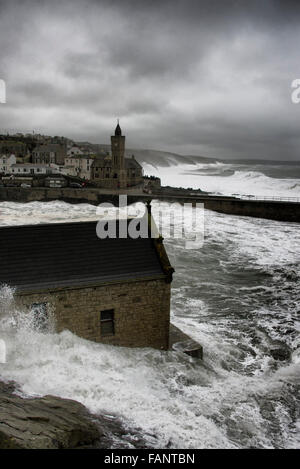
125,158 -> 142,169
92,155 -> 112,168
0,220 -> 166,292
33,144 -> 63,153
92,155 -> 142,170
115,122 -> 122,136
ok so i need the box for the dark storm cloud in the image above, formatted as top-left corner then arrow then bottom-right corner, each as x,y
0,0 -> 300,159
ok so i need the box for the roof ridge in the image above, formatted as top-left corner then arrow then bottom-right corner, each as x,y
0,218 -> 146,230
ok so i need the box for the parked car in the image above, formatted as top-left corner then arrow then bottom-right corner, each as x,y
5,182 -> 18,187
21,183 -> 32,188
69,182 -> 83,188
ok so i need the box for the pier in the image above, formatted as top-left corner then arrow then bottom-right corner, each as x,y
0,187 -> 300,223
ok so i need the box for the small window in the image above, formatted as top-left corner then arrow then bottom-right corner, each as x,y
31,302 -> 49,331
100,309 -> 114,336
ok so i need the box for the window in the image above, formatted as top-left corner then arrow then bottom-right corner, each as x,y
31,303 -> 49,331
100,309 -> 114,336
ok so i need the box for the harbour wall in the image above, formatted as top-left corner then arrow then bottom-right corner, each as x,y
0,187 -> 299,223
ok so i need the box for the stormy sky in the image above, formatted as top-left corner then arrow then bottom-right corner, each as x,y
0,0 -> 300,160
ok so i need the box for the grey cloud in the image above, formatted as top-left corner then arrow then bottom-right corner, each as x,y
0,0 -> 300,159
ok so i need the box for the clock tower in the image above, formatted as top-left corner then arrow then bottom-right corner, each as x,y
111,120 -> 127,188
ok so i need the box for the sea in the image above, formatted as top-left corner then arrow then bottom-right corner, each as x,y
0,159 -> 299,448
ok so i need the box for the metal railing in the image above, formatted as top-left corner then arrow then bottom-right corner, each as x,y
239,195 -> 300,203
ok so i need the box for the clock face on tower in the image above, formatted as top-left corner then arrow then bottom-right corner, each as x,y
114,143 -> 118,147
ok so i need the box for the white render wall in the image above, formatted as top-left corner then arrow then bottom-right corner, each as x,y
0,154 -> 17,174
64,157 -> 93,179
9,164 -> 60,175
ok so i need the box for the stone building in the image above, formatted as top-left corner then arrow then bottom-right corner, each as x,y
64,155 -> 94,179
32,143 -> 67,166
92,122 -> 143,188
0,212 -> 174,350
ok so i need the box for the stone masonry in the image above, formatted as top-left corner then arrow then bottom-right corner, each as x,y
16,278 -> 171,350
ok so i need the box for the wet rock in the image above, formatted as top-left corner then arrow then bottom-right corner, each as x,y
0,381 -> 102,449
270,347 -> 291,361
0,380 -> 152,449
283,328 -> 295,335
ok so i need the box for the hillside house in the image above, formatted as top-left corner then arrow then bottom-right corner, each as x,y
32,143 -> 67,165
64,155 -> 94,179
0,154 -> 16,174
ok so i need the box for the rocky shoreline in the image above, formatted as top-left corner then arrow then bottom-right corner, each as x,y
0,380 -> 150,449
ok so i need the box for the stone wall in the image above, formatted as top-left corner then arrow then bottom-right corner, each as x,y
16,278 -> 171,350
1,187 -> 299,222
127,174 -> 144,187
92,178 -> 119,189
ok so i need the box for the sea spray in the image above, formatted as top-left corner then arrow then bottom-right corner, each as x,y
0,201 -> 299,448
0,286 -> 233,448
0,284 -> 56,334
143,161 -> 300,197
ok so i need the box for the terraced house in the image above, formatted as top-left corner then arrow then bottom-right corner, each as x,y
32,143 -> 67,165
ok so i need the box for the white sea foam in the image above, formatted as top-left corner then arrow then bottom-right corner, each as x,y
0,200 -> 299,448
0,283 -> 298,449
144,162 -> 300,198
